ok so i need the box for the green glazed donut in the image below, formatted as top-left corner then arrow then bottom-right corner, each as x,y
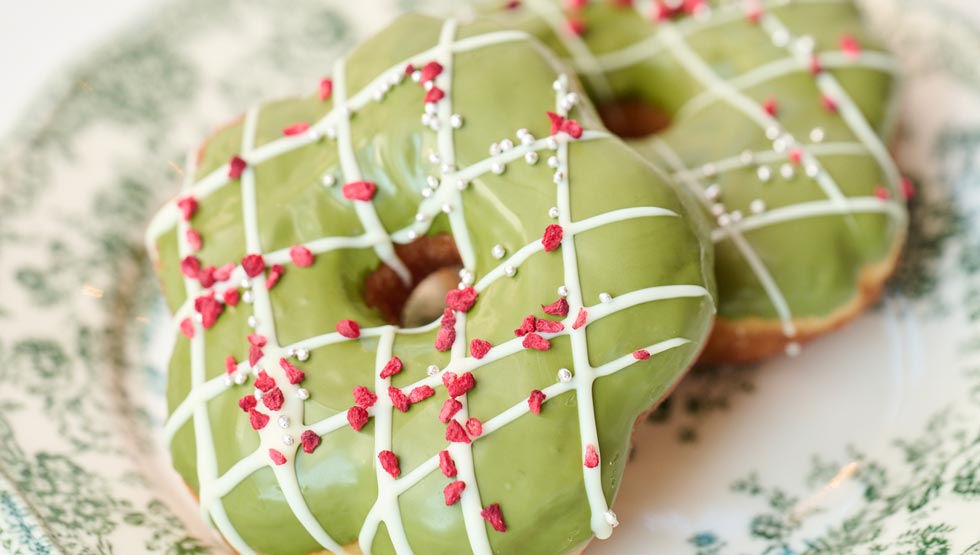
481,0 -> 909,361
147,13 -> 715,555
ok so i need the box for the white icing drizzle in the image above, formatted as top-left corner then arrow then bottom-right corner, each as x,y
163,372 -> 231,445
380,334 -> 695,510
390,131 -> 611,245
333,58 -> 412,286
549,76 -> 612,538
156,23 -> 716,555
172,152 -> 255,555
677,50 -> 899,121
757,12 -> 904,193
656,23 -> 850,212
546,0 -> 848,80
522,0 -> 615,100
711,196 -> 907,242
358,327 -> 416,554
241,106 -> 351,555
653,138 -> 797,337
669,141 -> 867,182
145,30 -> 534,255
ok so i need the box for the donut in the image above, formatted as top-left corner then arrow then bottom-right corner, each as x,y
483,0 -> 909,361
145,13 -> 715,555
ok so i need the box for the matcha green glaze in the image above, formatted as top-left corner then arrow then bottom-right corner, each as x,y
481,0 -> 908,328
149,13 -> 715,555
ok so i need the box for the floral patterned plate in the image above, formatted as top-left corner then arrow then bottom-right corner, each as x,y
2,0 -> 980,554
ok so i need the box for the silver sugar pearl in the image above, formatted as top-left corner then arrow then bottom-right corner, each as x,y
295,348 -> 309,362
441,163 -> 454,175
242,290 -> 254,304
717,213 -> 732,227
504,265 -> 517,277
223,374 -> 233,386
456,179 -> 468,191
701,163 -> 717,178
558,285 -> 569,297
426,175 -> 439,189
553,170 -> 565,184
599,292 -> 613,304
704,183 -> 721,201
247,315 -> 257,328
558,368 -> 573,383
552,79 -> 563,92
415,212 -> 427,222
805,163 -> 820,178
441,203 -> 453,214
233,371 -> 247,385
411,70 -> 422,82
255,390 -> 263,401
750,199 -> 766,214
240,278 -> 252,289
321,174 -> 336,187
424,80 -> 435,91
450,114 -> 463,128
739,150 -> 755,165
604,510 -> 619,527
521,134 -> 535,146
421,188 -> 434,198
773,137 -> 788,153
765,126 -> 781,140
491,162 -> 506,175
491,244 -> 506,259
278,415 -> 291,429
730,210 -> 743,223
282,435 -> 294,446
490,143 -> 501,156
525,151 -> 539,165
421,113 -> 433,126
546,137 -> 558,150
565,92 -> 579,106
710,203 -> 726,217
429,152 -> 441,165
516,128 -> 529,138
780,163 -> 796,180
785,342 -> 802,357
499,139 -> 514,151
809,127 -> 825,143
757,166 -> 772,182
297,388 -> 310,400
547,156 -> 559,168
548,206 -> 560,218
427,364 -> 440,376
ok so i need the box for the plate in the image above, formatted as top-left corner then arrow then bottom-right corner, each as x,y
2,0 -> 980,553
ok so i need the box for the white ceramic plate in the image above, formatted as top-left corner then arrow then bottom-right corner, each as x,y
2,0 -> 980,553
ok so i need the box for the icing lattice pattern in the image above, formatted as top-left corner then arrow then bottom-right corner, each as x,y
520,0 -> 908,351
150,20 -> 712,555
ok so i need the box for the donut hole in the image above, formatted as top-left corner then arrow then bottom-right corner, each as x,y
364,233 -> 462,327
598,98 -> 673,139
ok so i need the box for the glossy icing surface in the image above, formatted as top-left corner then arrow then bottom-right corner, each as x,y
147,14 -> 715,555
482,0 -> 908,345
